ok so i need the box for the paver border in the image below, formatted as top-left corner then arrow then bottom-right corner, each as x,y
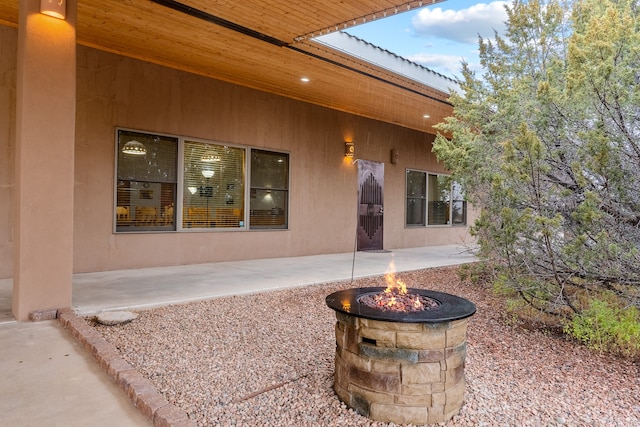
57,308 -> 196,427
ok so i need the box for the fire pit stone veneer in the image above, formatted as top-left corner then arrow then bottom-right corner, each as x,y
326,287 -> 476,425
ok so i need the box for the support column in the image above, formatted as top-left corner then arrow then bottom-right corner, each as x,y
13,0 -> 76,321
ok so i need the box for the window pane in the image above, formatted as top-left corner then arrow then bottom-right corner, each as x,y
116,130 -> 177,232
451,181 -> 467,225
117,131 -> 177,182
183,141 -> 245,229
250,150 -> 288,189
406,170 -> 426,226
427,174 -> 451,225
250,150 -> 289,229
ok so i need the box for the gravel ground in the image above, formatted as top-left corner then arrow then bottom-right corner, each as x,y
93,266 -> 640,427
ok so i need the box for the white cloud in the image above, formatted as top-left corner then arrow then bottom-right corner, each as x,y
411,1 -> 511,44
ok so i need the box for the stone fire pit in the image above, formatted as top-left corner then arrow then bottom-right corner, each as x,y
325,286 -> 476,425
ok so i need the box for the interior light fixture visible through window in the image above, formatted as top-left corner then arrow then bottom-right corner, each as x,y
188,186 -> 198,195
201,151 -> 221,162
40,0 -> 66,19
122,140 -> 147,155
202,169 -> 215,178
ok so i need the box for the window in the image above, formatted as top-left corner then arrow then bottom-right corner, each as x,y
405,169 -> 466,227
114,129 -> 289,232
116,130 -> 178,232
250,149 -> 289,229
427,174 -> 451,225
451,181 -> 467,225
406,170 -> 426,226
183,141 -> 245,229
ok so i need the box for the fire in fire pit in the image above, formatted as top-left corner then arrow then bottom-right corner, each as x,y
358,261 -> 439,312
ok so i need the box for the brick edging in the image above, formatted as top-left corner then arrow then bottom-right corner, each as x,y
57,308 -> 196,427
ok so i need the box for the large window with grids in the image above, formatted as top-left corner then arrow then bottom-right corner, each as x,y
405,169 -> 466,227
114,129 -> 289,232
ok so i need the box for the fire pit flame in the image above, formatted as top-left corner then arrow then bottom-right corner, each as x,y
360,260 -> 438,312
383,260 -> 407,296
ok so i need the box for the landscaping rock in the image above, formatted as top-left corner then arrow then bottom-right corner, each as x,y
96,311 -> 138,326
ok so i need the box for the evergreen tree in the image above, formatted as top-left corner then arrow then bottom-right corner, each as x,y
433,0 -> 640,325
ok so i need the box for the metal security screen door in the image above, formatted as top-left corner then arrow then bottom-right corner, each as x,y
357,160 -> 384,251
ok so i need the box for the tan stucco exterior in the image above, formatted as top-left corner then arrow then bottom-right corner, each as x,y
11,1 -> 76,320
0,4 -> 476,320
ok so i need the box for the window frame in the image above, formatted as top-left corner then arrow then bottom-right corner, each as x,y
405,170 -> 427,227
114,128 -> 290,233
114,128 -> 179,233
248,148 -> 290,230
404,168 -> 467,228
450,180 -> 467,226
181,138 -> 247,231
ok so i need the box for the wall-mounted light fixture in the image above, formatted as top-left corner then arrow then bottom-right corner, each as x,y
345,141 -> 355,158
40,0 -> 66,19
391,149 -> 399,164
201,168 -> 214,178
122,140 -> 147,155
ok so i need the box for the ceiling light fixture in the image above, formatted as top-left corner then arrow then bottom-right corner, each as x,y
122,140 -> 147,155
300,77 -> 310,82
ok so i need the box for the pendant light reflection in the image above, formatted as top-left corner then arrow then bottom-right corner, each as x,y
122,140 -> 147,156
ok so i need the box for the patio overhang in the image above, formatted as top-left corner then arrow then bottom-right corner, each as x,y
0,0 -> 452,133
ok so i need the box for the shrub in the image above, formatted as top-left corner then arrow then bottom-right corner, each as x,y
564,297 -> 640,359
457,261 -> 497,287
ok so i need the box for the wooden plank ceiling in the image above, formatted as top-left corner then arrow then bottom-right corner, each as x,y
0,0 -> 453,134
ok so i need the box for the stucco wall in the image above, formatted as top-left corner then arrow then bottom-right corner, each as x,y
0,26 -> 16,278
0,24 -> 476,277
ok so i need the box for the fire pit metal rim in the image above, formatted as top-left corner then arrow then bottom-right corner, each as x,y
325,287 -> 476,323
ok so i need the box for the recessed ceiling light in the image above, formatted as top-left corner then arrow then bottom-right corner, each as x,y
300,77 -> 310,82
423,114 -> 430,119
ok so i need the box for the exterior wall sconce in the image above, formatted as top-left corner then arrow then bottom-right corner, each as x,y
122,140 -> 147,156
40,0 -> 66,20
345,141 -> 355,158
391,149 -> 399,164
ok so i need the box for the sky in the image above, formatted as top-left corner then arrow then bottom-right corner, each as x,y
343,0 -> 512,79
